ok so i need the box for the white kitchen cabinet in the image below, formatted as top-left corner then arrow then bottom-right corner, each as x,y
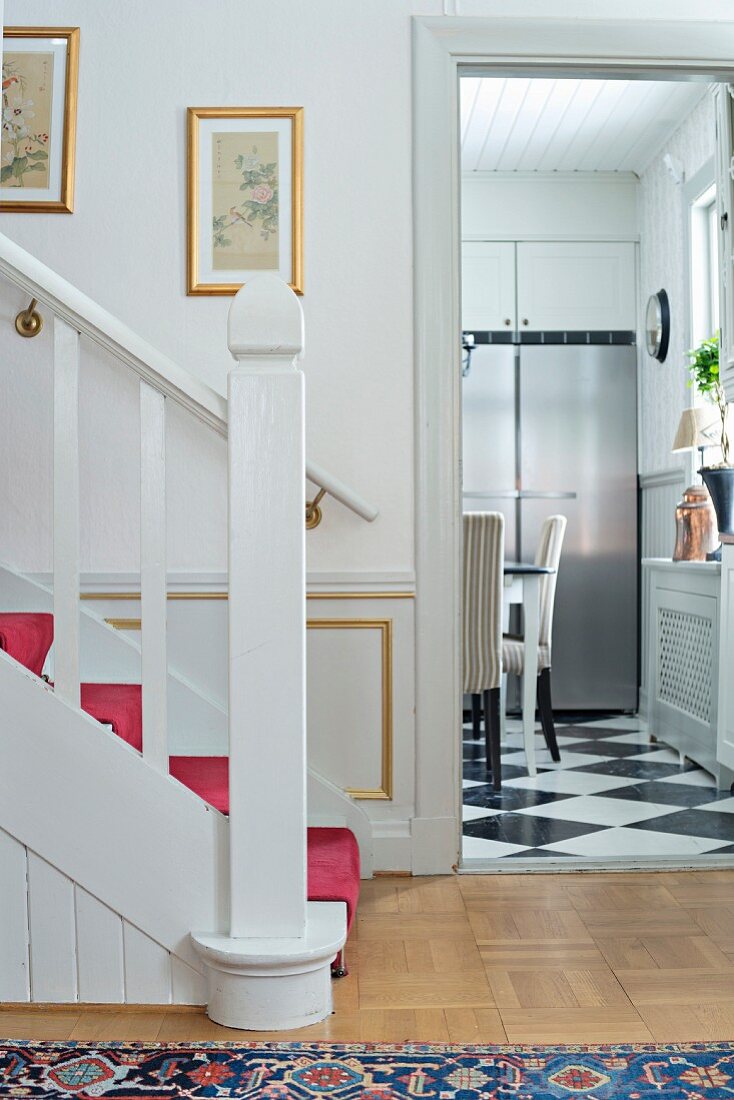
516,241 -> 637,331
461,241 -> 516,331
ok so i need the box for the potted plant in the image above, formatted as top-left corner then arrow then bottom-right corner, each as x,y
686,332 -> 734,538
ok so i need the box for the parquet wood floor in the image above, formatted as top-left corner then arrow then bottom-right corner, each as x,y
3,870 -> 734,1043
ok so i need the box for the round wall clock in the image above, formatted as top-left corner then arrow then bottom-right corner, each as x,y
646,289 -> 670,362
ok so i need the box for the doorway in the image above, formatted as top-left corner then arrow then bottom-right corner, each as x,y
410,17 -> 734,875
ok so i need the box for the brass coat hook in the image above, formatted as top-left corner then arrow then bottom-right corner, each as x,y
15,297 -> 43,338
306,487 -> 327,529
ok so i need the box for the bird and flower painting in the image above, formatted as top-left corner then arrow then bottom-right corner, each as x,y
0,27 -> 78,213
187,107 -> 303,295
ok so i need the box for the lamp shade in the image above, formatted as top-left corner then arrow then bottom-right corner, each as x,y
672,406 -> 720,452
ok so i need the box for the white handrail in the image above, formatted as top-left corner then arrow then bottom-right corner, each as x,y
0,231 -> 378,523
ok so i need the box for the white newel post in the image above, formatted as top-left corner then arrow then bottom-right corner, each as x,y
191,275 -> 346,1032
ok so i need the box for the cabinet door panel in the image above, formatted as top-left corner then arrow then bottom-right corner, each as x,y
461,242 -> 516,331
516,241 -> 636,330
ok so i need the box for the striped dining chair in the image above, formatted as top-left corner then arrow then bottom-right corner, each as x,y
502,514 -> 567,762
463,512 -> 504,790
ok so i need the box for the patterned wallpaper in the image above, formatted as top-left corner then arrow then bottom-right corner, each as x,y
638,93 -> 715,476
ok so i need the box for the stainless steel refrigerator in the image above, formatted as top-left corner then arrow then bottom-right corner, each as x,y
462,342 -> 638,711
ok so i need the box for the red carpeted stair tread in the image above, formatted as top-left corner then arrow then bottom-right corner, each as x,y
0,626 -> 360,953
307,825 -> 360,935
81,683 -> 142,751
169,755 -> 229,813
0,612 -> 54,676
169,755 -> 360,936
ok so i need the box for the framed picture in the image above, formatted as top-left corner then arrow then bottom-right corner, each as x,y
1,27 -> 79,213
187,106 -> 303,296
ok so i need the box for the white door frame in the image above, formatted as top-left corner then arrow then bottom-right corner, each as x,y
411,15 -> 734,875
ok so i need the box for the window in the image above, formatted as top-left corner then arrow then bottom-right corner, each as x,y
690,181 -> 719,348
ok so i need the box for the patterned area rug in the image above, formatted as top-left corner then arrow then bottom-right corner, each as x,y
2,1040 -> 734,1098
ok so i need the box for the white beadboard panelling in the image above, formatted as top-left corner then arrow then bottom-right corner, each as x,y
123,923 -> 172,1004
638,94 -> 716,474
27,853 -> 77,1003
171,956 -> 206,1005
0,829 -> 204,1005
461,76 -> 709,174
75,887 -> 125,1003
0,829 -> 30,1001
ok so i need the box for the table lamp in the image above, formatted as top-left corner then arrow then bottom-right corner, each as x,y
670,407 -> 719,561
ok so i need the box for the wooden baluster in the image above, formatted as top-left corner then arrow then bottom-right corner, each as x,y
139,381 -> 168,772
53,317 -> 81,708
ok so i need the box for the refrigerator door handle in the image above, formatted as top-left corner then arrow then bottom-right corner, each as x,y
519,490 -> 578,500
463,490 -> 577,500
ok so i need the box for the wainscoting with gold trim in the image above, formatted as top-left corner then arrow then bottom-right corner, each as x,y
72,573 -> 417,872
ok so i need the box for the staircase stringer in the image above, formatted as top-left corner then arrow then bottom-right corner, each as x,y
0,652 -> 228,981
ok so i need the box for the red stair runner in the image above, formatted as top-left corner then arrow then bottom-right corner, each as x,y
2,611 -> 360,964
0,612 -> 53,677
81,683 -> 142,751
169,755 -> 360,952
169,755 -> 229,813
0,614 -> 141,750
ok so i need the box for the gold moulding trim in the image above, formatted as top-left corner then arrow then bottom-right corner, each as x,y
82,591 -> 414,601
308,618 -> 393,801
102,609 -> 394,801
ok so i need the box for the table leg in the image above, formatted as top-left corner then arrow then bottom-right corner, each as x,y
522,574 -> 539,777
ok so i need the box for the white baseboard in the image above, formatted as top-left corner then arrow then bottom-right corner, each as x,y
410,816 -> 459,875
372,820 -> 413,873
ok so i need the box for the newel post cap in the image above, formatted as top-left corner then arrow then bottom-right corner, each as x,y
227,274 -> 304,362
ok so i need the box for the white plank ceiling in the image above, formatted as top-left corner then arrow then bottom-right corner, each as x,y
461,77 -> 709,174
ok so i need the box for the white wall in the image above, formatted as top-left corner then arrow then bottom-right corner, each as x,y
462,173 -> 639,242
1,0 -> 438,575
638,93 -> 716,476
2,3 -> 734,573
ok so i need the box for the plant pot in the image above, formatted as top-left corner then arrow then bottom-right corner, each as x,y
700,466 -> 734,537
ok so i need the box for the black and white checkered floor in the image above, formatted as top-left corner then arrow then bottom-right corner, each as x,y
462,714 -> 734,861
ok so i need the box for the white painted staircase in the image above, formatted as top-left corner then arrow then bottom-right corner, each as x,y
0,233 -> 376,1030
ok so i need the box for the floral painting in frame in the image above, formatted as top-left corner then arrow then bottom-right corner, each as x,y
187,107 -> 303,295
1,27 -> 79,213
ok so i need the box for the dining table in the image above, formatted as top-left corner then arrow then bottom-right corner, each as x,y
503,561 -> 556,779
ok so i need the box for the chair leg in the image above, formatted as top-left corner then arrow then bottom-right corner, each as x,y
471,693 -> 481,741
483,687 -> 502,791
537,667 -> 561,762
499,673 -> 507,744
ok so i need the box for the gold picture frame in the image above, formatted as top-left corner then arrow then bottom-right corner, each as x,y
1,27 -> 79,213
187,106 -> 303,296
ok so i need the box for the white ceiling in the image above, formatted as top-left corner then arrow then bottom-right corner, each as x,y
460,77 -> 709,175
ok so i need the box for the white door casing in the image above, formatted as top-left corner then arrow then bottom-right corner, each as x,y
412,16 -> 734,875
